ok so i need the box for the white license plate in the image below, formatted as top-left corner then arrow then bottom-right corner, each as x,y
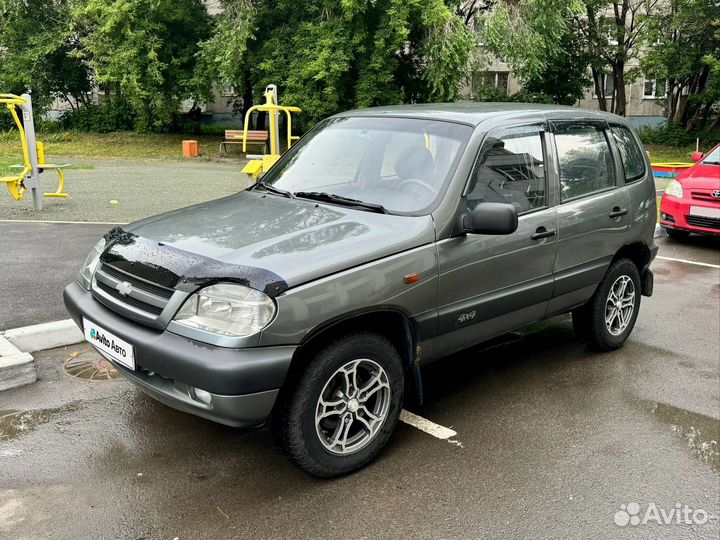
83,318 -> 135,370
690,206 -> 720,219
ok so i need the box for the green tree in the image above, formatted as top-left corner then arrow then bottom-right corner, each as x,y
522,28 -> 591,105
640,0 -> 720,132
73,0 -> 211,131
0,0 -> 92,115
465,0 -> 575,80
196,0 -> 474,125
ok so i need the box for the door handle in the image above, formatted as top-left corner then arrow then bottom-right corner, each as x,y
531,227 -> 557,240
609,207 -> 628,218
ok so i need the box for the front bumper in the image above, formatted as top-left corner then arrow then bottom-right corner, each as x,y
660,195 -> 720,235
64,281 -> 296,427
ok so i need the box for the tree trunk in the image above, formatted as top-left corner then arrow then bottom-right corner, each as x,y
666,81 -> 678,126
706,113 -> 720,135
613,62 -> 626,116
591,67 -> 607,111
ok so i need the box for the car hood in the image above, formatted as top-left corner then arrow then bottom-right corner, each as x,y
677,163 -> 720,189
116,190 -> 436,290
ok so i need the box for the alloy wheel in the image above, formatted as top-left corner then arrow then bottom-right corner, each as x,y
314,358 -> 391,455
605,275 -> 636,336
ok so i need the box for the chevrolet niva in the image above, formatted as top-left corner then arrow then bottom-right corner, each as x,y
65,103 -> 658,477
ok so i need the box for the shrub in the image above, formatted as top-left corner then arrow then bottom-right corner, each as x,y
639,124 -> 720,147
59,99 -> 136,132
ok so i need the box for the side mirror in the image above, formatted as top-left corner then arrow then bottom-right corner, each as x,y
463,202 -> 518,235
691,151 -> 703,162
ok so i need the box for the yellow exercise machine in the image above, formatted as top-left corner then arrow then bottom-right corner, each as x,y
241,85 -> 301,181
0,93 -> 69,210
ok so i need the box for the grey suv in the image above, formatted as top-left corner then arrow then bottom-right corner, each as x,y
64,103 -> 657,477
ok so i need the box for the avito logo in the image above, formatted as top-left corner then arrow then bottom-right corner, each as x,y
89,327 -> 127,358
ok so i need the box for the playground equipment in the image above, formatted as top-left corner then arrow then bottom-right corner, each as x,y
0,93 -> 69,210
241,85 -> 301,181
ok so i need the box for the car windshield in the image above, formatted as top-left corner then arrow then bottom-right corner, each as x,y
701,146 -> 720,165
258,116 -> 472,214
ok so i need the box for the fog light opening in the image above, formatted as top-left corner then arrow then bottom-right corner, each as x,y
193,388 -> 212,405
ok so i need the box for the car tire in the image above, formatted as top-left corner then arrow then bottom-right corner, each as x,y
665,228 -> 690,241
276,332 -> 404,478
574,258 -> 642,351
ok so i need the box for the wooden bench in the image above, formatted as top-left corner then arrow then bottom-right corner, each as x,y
220,129 -> 269,153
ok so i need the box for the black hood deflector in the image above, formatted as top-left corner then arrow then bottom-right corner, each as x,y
101,228 -> 289,297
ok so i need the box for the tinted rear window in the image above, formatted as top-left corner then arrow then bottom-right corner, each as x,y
611,125 -> 646,182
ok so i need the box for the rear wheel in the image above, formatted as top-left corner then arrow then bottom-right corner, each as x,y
665,228 -> 690,241
276,332 -> 404,478
572,258 -> 641,351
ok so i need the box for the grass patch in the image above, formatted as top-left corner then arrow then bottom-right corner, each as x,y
0,130 -> 230,162
644,144 -> 703,163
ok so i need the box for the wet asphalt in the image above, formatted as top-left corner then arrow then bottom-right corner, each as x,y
0,234 -> 718,539
0,158 -> 251,330
0,158 -> 250,223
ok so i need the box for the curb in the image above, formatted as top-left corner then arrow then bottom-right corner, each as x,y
0,336 -> 36,392
2,319 -> 83,354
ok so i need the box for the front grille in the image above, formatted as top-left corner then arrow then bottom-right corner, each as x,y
100,263 -> 175,299
686,215 -> 720,230
691,191 -> 720,203
92,262 -> 176,323
95,279 -> 164,315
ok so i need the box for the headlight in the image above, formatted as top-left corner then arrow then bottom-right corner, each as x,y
173,283 -> 276,337
77,238 -> 106,290
665,179 -> 683,199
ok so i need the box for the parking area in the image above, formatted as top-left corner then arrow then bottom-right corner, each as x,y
1,232 -> 718,539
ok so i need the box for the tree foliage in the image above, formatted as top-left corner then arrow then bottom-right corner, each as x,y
468,0 -> 577,80
72,0 -> 211,131
522,27 -> 591,105
0,0 -> 92,116
196,0 -> 474,124
640,0 -> 720,132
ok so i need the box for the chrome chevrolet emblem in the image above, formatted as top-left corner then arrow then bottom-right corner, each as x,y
712,190 -> 720,199
115,281 -> 133,297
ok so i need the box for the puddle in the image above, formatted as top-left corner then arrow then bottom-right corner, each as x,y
0,403 -> 80,441
63,348 -> 121,381
646,401 -> 720,473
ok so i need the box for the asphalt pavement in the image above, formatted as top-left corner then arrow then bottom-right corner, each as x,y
0,235 -> 718,539
0,157 -> 251,330
0,222 -> 112,329
0,158 -> 250,223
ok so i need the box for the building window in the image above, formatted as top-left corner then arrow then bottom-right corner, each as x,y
472,71 -> 509,95
592,74 -> 614,98
220,86 -> 237,97
643,78 -> 666,99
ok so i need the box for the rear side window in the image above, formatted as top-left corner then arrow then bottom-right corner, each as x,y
611,125 -> 646,182
466,125 -> 547,214
554,124 -> 616,201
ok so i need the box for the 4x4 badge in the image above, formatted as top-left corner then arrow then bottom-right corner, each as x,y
115,281 -> 133,296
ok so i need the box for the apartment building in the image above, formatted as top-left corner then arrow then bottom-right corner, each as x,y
464,61 -> 667,128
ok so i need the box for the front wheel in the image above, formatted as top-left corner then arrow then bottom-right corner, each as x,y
276,332 -> 404,478
572,258 -> 641,351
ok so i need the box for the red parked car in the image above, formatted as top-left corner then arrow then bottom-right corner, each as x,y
660,143 -> 720,240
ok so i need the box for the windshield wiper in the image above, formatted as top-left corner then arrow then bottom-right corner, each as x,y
294,191 -> 388,214
254,181 -> 294,198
